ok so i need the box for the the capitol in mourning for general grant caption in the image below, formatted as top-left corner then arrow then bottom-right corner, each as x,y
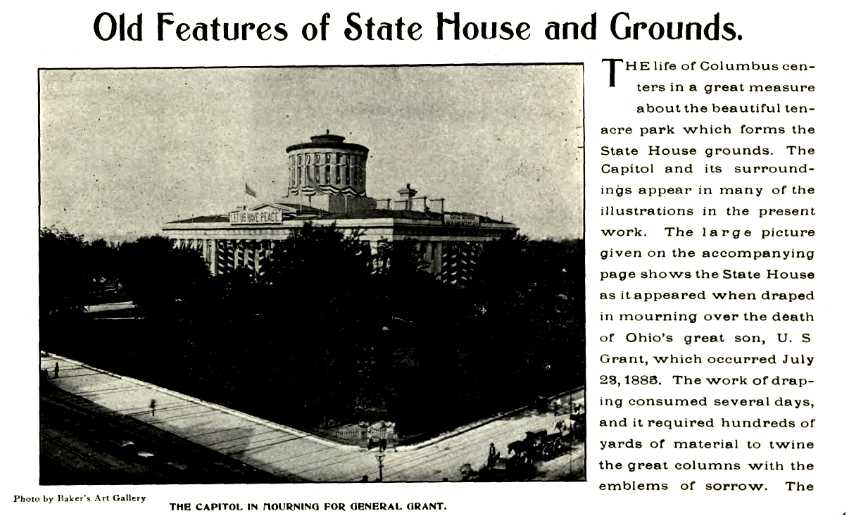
38,64 -> 585,483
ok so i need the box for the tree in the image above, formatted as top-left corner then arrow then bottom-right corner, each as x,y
42,223 -> 585,440
464,235 -> 585,401
254,224 -> 376,424
40,227 -> 92,320
118,236 -> 210,318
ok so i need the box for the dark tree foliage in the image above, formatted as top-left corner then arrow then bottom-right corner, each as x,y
469,236 -> 585,401
40,228 -> 92,320
118,236 -> 210,318
42,225 -> 584,440
366,241 -> 460,433
40,228 -> 126,318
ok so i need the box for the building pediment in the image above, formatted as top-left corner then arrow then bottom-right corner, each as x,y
229,203 -> 297,225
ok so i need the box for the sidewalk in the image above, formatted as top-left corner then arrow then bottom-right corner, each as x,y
41,354 -> 584,482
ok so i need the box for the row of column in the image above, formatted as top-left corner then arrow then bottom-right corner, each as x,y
173,237 -> 477,282
173,238 -> 276,276
290,163 -> 365,189
413,241 -> 443,275
439,242 -> 482,287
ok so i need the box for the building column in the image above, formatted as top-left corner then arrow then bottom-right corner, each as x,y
423,241 -> 435,274
432,241 -> 443,276
210,239 -> 218,275
217,240 -> 223,274
222,240 -> 233,273
243,241 -> 253,274
254,241 -> 263,276
225,240 -> 232,271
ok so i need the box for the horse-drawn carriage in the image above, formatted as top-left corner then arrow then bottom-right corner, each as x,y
463,414 -> 581,480
507,428 -> 572,465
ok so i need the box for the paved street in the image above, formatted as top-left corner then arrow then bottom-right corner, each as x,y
41,354 -> 584,482
41,382 -> 283,484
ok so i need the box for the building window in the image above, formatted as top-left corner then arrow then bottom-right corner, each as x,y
325,165 -> 331,183
297,168 -> 302,186
345,167 -> 350,185
335,166 -> 341,184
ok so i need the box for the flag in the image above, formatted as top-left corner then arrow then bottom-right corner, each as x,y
245,183 -> 257,198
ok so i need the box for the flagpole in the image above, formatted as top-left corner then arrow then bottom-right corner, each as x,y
242,173 -> 247,210
244,182 -> 259,208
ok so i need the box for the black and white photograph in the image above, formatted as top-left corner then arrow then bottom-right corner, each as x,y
38,64 -> 585,483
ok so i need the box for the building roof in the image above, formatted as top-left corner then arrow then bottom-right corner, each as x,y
285,133 -> 369,154
167,208 -> 511,226
169,214 -> 229,224
323,209 -> 508,225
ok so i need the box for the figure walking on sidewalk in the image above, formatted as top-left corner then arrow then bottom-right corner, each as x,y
487,442 -> 499,467
150,399 -> 157,417
53,362 -> 59,378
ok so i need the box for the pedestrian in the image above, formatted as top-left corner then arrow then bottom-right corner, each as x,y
487,442 -> 498,467
53,362 -> 59,378
150,399 -> 157,417
555,419 -> 566,434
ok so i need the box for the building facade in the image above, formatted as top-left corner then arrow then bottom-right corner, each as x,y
162,133 -> 517,284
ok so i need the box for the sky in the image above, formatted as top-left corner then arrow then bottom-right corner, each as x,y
40,66 -> 583,240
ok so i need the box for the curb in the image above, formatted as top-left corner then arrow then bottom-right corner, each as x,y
398,385 -> 585,451
45,353 -> 358,452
